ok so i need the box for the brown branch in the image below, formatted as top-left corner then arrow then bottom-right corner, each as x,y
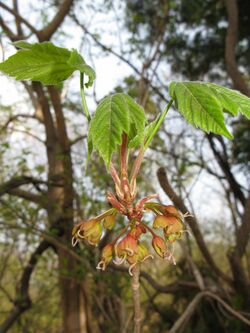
38,0 -> 74,41
0,0 -> 73,42
0,1 -> 38,35
13,0 -> 23,36
224,0 -> 250,96
0,15 -> 20,41
0,240 -> 50,333
7,188 -> 45,206
70,134 -> 87,146
169,290 -> 250,333
207,134 -> 245,206
0,114 -> 42,132
0,176 -> 46,197
157,167 -> 232,284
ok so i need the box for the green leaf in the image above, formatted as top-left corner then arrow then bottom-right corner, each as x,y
169,81 -> 234,139
0,42 -> 96,86
128,123 -> 144,148
206,83 -> 250,119
12,40 -> 33,49
88,93 -> 145,166
67,49 -> 96,87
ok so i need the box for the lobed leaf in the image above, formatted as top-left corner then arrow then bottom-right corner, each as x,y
88,93 -> 145,166
169,81 -> 234,139
206,83 -> 250,119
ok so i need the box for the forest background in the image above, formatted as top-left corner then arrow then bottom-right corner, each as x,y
0,0 -> 250,332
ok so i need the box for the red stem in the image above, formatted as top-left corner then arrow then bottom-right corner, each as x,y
120,133 -> 128,172
110,162 -> 121,186
130,147 -> 144,185
139,221 -> 157,237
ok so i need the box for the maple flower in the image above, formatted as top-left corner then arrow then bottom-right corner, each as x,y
96,243 -> 113,271
126,242 -> 153,275
152,235 -> 168,258
72,219 -> 102,246
164,219 -> 184,243
114,233 -> 138,265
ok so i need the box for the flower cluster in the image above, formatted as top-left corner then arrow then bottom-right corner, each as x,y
151,204 -> 185,243
72,200 -> 187,275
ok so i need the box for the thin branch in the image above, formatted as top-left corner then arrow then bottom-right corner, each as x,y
0,1 -> 38,35
170,290 -> 250,333
0,15 -> 21,41
71,13 -> 168,103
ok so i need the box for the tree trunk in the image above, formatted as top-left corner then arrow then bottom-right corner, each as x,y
58,248 -> 88,333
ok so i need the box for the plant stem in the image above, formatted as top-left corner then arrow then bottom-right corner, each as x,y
131,264 -> 141,333
144,98 -> 173,149
80,72 -> 91,123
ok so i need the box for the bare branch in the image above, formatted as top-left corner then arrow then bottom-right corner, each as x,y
0,176 -> 46,197
38,0 -> 74,41
169,290 -> 250,333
